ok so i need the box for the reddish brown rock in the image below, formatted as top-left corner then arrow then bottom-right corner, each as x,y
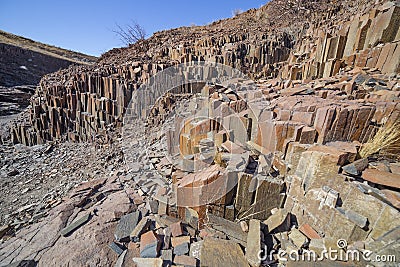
362,169 -> 400,188
299,223 -> 321,239
174,255 -> 197,267
171,236 -> 191,248
169,221 -> 184,237
140,231 -> 161,258
381,189 -> 400,209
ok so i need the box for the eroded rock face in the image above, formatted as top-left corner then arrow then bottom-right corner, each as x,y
0,43 -> 77,88
0,30 -> 97,88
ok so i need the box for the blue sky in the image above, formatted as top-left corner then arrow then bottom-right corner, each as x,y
0,0 -> 267,56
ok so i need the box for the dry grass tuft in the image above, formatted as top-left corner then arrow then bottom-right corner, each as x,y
360,121 -> 400,159
214,151 -> 227,168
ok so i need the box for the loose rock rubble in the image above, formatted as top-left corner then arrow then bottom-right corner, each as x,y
1,0 -> 400,266
0,139 -> 124,232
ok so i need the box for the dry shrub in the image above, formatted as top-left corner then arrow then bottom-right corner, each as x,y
114,21 -> 146,46
214,150 -> 227,168
360,121 -> 400,159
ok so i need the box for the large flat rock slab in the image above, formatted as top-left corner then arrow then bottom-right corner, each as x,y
0,187 -> 133,267
200,238 -> 249,267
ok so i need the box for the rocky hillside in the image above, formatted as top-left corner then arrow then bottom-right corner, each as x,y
0,30 -> 97,87
0,30 -> 97,120
1,0 -> 400,266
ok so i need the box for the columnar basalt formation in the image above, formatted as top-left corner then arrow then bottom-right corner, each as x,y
158,72 -> 399,223
10,0 -> 388,146
10,63 -> 164,145
2,0 -> 400,266
281,1 -> 400,80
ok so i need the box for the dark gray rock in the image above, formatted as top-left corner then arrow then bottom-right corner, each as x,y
140,231 -> 161,258
7,169 -> 19,177
108,242 -> 125,256
114,211 -> 141,242
60,213 -> 91,237
173,242 -> 189,256
149,200 -> 159,214
3,260 -> 37,267
342,158 -> 368,176
336,207 -> 368,228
